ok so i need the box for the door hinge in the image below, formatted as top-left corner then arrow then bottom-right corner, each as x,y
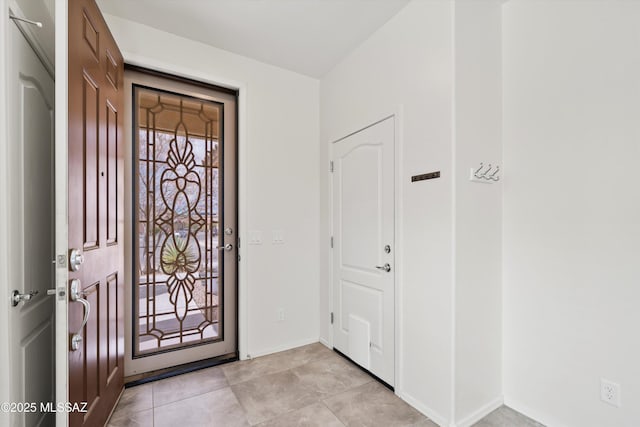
329,160 -> 334,173
330,236 -> 334,248
330,312 -> 334,324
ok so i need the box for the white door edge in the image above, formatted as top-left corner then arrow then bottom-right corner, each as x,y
0,3 -> 13,425
54,0 -> 69,425
392,105 -> 404,395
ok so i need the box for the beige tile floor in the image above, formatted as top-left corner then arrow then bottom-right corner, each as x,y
107,343 -> 543,427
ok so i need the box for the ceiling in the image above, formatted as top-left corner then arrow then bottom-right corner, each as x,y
96,0 -> 410,78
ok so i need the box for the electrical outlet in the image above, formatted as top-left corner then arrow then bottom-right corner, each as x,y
601,379 -> 621,407
277,308 -> 285,322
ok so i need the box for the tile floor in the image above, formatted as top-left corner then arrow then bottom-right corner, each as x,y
107,343 -> 543,427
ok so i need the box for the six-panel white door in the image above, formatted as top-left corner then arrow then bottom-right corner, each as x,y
7,21 -> 56,427
332,117 -> 395,386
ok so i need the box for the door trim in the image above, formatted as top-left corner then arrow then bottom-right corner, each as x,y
0,3 -> 12,424
327,105 -> 404,394
54,1 -> 69,426
119,51 -> 250,361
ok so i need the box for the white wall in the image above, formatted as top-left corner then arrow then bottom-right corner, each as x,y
503,1 -> 640,426
320,1 -> 456,423
454,1 -> 503,424
103,14 -> 321,359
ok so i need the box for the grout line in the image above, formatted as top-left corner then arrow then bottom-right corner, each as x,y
320,400 -> 347,427
228,384 -> 253,423
225,347 -> 333,387
151,382 -> 155,426
151,383 -> 231,410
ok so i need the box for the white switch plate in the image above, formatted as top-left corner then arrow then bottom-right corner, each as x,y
272,230 -> 284,244
248,231 -> 262,245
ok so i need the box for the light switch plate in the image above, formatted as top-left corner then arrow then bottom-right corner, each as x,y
272,230 -> 284,245
248,231 -> 262,245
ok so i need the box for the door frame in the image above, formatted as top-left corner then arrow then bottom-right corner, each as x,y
54,0 -> 70,426
327,106 -> 404,393
0,2 -> 12,425
123,68 -> 239,375
116,52 -> 250,364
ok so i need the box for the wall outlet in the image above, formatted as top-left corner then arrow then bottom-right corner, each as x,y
601,379 -> 621,407
277,308 -> 285,322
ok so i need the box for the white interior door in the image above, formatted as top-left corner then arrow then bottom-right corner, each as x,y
7,20 -> 56,426
331,117 -> 395,386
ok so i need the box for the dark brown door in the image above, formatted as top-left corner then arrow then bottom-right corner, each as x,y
68,1 -> 124,425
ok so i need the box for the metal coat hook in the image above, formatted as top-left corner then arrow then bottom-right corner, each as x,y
470,162 -> 500,183
9,13 -> 43,28
489,166 -> 500,181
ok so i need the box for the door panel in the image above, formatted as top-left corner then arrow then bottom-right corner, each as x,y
332,117 -> 395,385
124,69 -> 238,375
68,1 -> 124,425
7,21 -> 55,427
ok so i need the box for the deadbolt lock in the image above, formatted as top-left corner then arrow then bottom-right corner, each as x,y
69,248 -> 84,272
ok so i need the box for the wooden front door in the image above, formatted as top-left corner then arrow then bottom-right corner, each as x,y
68,0 -> 124,425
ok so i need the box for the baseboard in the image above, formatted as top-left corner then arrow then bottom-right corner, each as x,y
247,337 -> 320,359
319,337 -> 331,349
504,396 -> 568,427
456,396 -> 503,427
396,391 -> 449,427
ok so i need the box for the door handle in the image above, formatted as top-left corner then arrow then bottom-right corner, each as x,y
69,279 -> 90,351
375,263 -> 391,273
11,289 -> 39,306
219,243 -> 233,252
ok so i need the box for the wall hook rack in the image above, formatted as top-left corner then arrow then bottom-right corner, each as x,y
470,162 -> 500,183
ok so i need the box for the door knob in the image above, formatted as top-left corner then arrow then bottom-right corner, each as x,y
219,243 -> 233,252
375,263 -> 391,273
69,248 -> 84,272
12,290 -> 39,306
